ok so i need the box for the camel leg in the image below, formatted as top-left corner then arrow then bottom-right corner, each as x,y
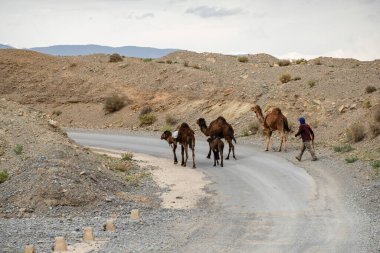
184,144 -> 189,167
278,133 -> 283,152
207,147 -> 211,159
192,145 -> 196,168
173,144 -> 178,164
220,148 -> 224,167
226,141 -> 232,160
231,141 -> 236,160
265,132 -> 272,151
213,150 -> 217,166
181,145 -> 185,166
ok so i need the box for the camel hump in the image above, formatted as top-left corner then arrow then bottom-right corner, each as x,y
216,116 -> 227,123
271,108 -> 282,114
180,122 -> 190,129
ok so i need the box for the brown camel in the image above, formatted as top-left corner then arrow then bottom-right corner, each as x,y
251,105 -> 290,152
196,116 -> 236,160
160,122 -> 196,168
207,137 -> 224,167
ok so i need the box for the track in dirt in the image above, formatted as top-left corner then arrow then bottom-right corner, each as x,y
68,131 -> 365,253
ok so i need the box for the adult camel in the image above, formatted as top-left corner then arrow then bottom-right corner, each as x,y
196,116 -> 237,160
251,105 -> 290,152
161,122 -> 196,168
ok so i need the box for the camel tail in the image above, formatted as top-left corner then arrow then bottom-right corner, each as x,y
284,118 -> 291,132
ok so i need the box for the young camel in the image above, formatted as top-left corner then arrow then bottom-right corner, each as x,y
160,122 -> 196,168
207,137 -> 224,167
196,116 -> 236,160
251,105 -> 290,152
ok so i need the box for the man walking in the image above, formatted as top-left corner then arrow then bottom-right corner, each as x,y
295,117 -> 317,161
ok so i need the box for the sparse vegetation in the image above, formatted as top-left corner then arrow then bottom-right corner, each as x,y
346,124 -> 365,143
308,80 -> 317,87
143,58 -> 153,62
363,100 -> 372,108
345,156 -> 358,163
293,76 -> 301,81
334,144 -> 354,153
371,160 -> 380,171
183,61 -> 189,67
192,64 -> 201,69
109,160 -> 132,172
14,144 -> 23,155
295,58 -> 308,65
140,106 -> 153,116
156,60 -> 165,63
52,110 -> 62,116
121,152 -> 133,161
366,85 -> 377,93
238,56 -> 249,63
314,59 -> 322,65
166,59 -> 173,64
125,171 -> 151,187
69,63 -> 77,68
104,95 -> 125,113
278,59 -> 291,66
165,114 -> 178,125
109,53 -> 123,63
369,123 -> 380,137
279,73 -> 292,83
139,113 -> 157,126
0,170 -> 9,184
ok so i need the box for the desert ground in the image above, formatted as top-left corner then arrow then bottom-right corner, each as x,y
0,49 -> 379,252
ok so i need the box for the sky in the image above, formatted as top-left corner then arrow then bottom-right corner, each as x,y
1,0 -> 380,60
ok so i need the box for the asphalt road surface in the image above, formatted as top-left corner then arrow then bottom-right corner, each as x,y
68,131 -> 367,253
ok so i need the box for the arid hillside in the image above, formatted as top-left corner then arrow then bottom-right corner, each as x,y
0,49 -> 379,160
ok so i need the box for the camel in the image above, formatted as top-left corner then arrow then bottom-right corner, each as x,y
196,116 -> 236,160
207,137 -> 224,167
161,122 -> 196,168
251,105 -> 290,152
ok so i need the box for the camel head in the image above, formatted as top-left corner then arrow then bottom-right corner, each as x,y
161,130 -> 172,140
251,105 -> 264,123
196,118 -> 207,128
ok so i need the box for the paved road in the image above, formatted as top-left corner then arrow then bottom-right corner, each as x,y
68,131 -> 363,253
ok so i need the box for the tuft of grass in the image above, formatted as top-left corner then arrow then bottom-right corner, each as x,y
346,124 -> 365,143
365,85 -> 377,93
238,56 -> 249,63
362,100 -> 372,109
121,153 -> 133,161
139,113 -> 157,126
295,58 -> 308,64
279,73 -> 292,83
192,64 -> 200,69
0,170 -> 9,184
308,80 -> 317,88
278,59 -> 291,66
109,160 -> 132,172
104,95 -> 125,113
293,76 -> 301,81
156,60 -> 165,63
14,144 -> 23,155
109,53 -> 123,63
140,106 -> 153,116
371,160 -> 380,169
125,171 -> 151,187
334,144 -> 354,153
345,156 -> 358,163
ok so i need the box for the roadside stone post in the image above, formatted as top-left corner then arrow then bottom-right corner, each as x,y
53,236 -> 68,252
24,245 -> 36,253
130,209 -> 140,220
83,227 -> 94,241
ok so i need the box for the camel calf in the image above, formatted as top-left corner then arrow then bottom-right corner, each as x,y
207,137 -> 224,167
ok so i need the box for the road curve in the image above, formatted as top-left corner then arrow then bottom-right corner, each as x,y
68,130 -> 364,253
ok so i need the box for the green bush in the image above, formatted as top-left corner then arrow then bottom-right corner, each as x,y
295,58 -> 307,64
372,160 -> 380,169
14,144 -> 23,155
143,58 -> 153,62
366,85 -> 377,93
109,53 -> 123,63
333,144 -> 354,153
104,95 -> 125,113
278,59 -> 291,66
0,170 -> 9,184
279,73 -> 291,83
139,113 -> 157,126
345,157 -> 358,163
238,56 -> 249,63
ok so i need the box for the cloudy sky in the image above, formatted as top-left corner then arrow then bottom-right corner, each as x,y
1,0 -> 379,60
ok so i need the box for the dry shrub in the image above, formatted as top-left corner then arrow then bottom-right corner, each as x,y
374,106 -> 380,122
295,58 -> 307,64
346,124 -> 365,143
279,73 -> 292,83
278,59 -> 291,66
238,56 -> 249,63
369,123 -> 380,137
308,80 -> 317,87
165,114 -> 178,125
192,64 -> 200,69
109,53 -> 123,63
366,85 -> 377,93
293,76 -> 301,81
140,106 -> 153,116
109,160 -> 132,172
143,58 -> 153,62
104,95 -> 125,113
363,101 -> 372,108
314,59 -> 322,65
166,60 -> 173,64
183,61 -> 189,67
139,113 -> 157,126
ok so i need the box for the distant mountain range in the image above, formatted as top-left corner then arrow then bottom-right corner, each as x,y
0,44 -> 178,58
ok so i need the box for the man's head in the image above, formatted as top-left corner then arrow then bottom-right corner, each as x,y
298,117 -> 306,124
